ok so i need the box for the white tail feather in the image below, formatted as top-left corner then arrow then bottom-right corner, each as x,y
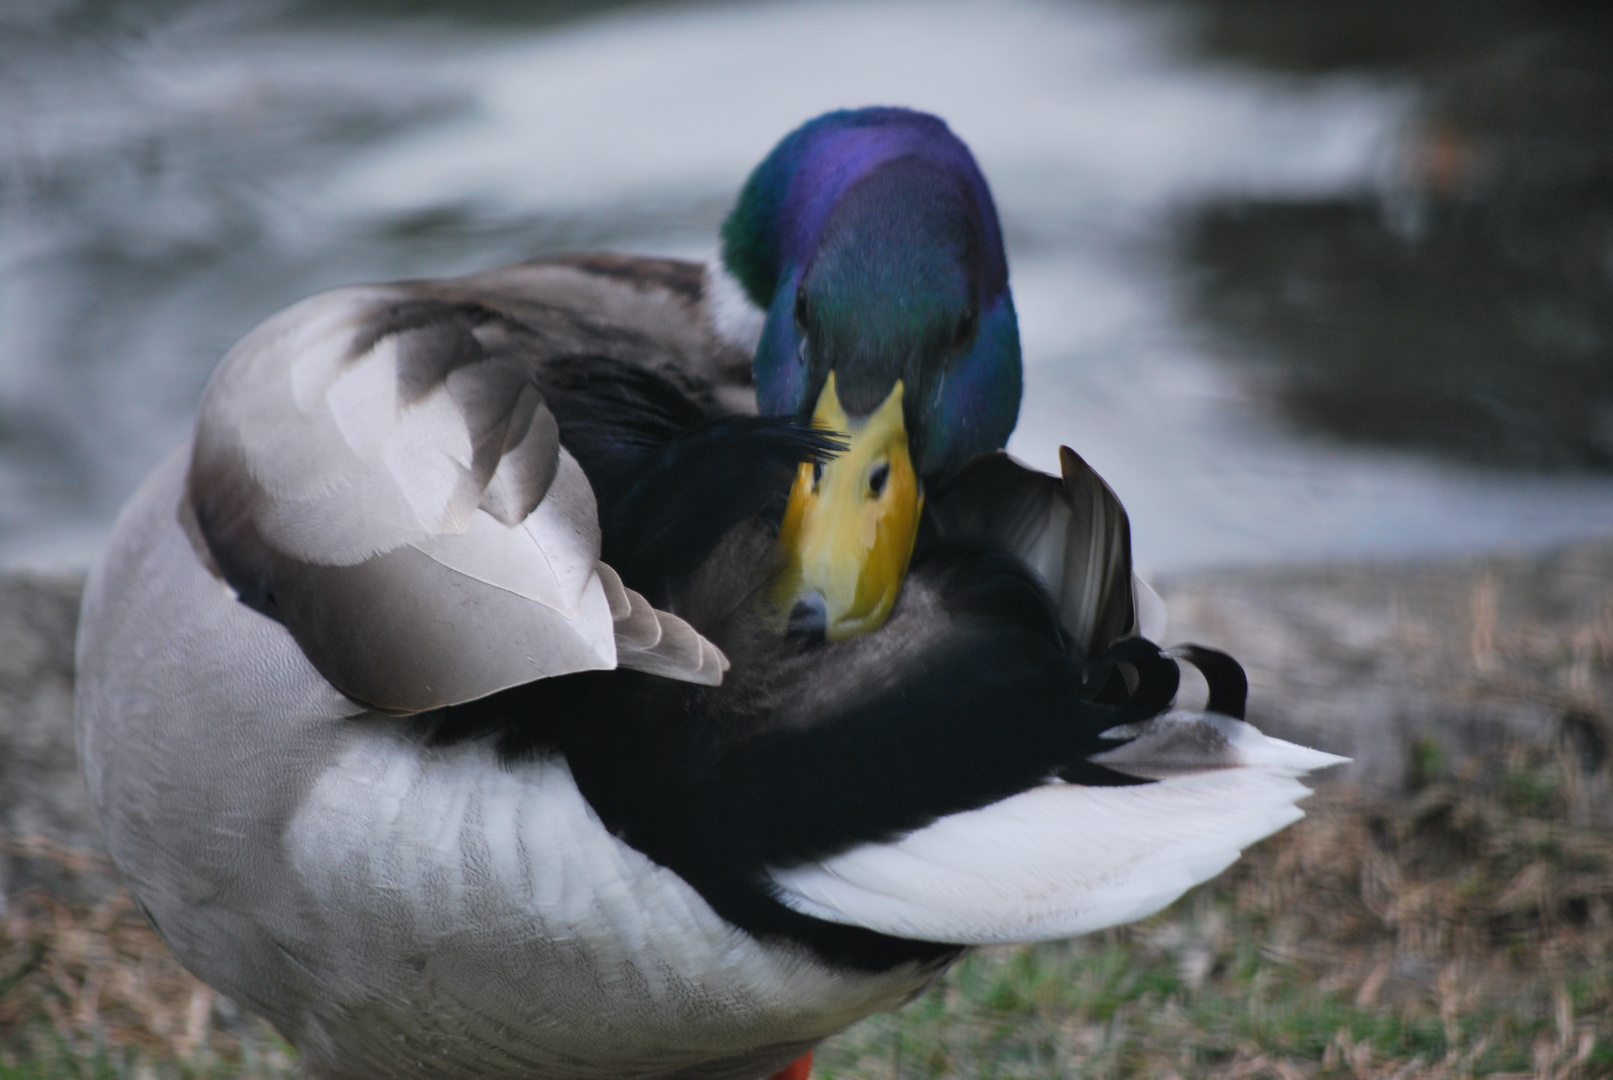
767,713 -> 1346,945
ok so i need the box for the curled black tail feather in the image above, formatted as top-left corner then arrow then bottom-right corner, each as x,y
1081,634 -> 1181,720
1172,644 -> 1248,719
1051,635 -> 1182,786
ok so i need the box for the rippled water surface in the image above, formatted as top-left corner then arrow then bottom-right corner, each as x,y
3,0 -> 1611,571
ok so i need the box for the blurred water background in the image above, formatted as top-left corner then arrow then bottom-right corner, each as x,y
2,0 -> 1611,573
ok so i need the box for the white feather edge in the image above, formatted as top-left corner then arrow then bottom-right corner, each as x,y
593,561 -> 730,686
704,255 -> 766,356
766,714 -> 1347,945
1132,573 -> 1167,641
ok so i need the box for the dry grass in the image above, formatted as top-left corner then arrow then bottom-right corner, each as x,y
3,555 -> 1612,1079
0,880 -> 292,1080
816,769 -> 1613,1080
817,550 -> 1613,1080
5,760 -> 1606,1080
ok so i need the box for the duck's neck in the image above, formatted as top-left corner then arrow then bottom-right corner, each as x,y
704,256 -> 767,358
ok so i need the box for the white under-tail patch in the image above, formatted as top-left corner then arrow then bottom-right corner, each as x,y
766,712 -> 1346,945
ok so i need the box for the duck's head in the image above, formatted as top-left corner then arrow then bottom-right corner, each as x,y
720,107 -> 1022,640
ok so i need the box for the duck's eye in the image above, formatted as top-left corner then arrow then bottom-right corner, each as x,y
794,289 -> 810,331
868,461 -> 890,498
812,460 -> 825,492
952,306 -> 979,349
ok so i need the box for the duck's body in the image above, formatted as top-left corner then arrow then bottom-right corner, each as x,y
76,110 -> 1344,1080
76,257 -> 923,1080
79,446 -> 935,1080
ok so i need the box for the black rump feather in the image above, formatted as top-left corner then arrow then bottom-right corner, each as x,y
420,551 -> 1179,972
539,355 -> 842,604
417,358 -> 1197,972
602,418 -> 842,605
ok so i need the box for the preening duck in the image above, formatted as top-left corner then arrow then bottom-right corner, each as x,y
75,108 -> 1344,1080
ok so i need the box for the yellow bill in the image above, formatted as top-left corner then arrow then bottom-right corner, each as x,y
774,373 -> 922,641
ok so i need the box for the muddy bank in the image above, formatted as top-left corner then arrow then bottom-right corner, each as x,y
2,539 -> 1610,903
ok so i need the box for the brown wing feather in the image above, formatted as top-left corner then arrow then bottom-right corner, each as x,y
187,267 -> 733,714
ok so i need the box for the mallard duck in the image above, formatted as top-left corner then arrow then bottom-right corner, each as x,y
75,108 -> 1343,1080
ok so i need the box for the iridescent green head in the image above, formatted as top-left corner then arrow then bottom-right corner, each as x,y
721,108 -> 1023,638
721,107 -> 1022,484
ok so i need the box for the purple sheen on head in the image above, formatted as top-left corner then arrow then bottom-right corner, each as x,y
722,108 -> 1009,310
727,108 -> 1022,469
776,112 -> 1007,298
